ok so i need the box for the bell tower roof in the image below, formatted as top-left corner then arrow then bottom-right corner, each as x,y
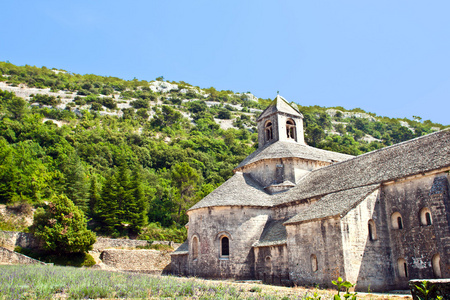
257,95 -> 303,122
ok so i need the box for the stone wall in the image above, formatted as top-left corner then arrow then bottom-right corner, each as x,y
383,173 -> 450,289
101,249 -> 172,274
286,217 -> 344,288
171,254 -> 188,276
0,231 -> 40,249
93,238 -> 150,251
254,244 -> 289,285
239,158 -> 328,189
186,206 -> 270,279
341,189 -> 395,292
0,247 -> 46,265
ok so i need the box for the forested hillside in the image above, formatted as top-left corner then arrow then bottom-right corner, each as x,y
0,61 -> 447,239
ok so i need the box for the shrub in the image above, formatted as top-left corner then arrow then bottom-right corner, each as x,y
136,244 -> 173,251
31,194 -> 96,254
137,222 -> 187,243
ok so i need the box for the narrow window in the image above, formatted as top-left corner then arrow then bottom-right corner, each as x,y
391,212 -> 403,229
286,119 -> 296,140
221,236 -> 229,257
192,236 -> 199,260
397,258 -> 408,278
420,208 -> 433,226
368,219 -> 377,241
432,254 -> 441,278
311,254 -> 318,272
265,121 -> 273,142
397,217 -> 403,229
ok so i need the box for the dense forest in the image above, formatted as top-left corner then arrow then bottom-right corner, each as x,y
0,61 -> 448,240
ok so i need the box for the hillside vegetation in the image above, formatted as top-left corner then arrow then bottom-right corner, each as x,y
0,61 -> 447,239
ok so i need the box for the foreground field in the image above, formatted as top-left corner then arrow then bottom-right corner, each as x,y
0,265 -> 411,299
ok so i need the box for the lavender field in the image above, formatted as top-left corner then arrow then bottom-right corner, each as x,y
0,264 -> 311,299
0,265 -> 410,299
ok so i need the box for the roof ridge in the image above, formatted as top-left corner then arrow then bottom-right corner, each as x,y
306,129 -> 448,175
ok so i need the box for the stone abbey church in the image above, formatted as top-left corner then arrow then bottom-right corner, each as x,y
171,96 -> 450,291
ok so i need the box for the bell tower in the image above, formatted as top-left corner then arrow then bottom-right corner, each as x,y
257,95 -> 305,148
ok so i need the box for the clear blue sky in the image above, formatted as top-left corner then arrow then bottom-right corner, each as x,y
1,1 -> 449,125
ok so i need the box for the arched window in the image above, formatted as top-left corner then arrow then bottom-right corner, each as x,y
311,254 -> 318,272
420,208 -> 433,226
220,236 -> 229,258
397,258 -> 408,278
265,121 -> 273,142
432,254 -> 441,278
391,212 -> 404,229
286,119 -> 296,140
192,236 -> 199,260
368,219 -> 377,241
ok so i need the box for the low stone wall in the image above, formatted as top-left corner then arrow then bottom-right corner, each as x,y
93,238 -> 150,251
93,238 -> 181,251
101,249 -> 172,274
0,231 -> 41,249
0,247 -> 46,265
409,279 -> 450,300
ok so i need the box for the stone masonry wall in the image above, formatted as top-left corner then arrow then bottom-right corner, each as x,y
93,238 -> 150,251
0,247 -> 46,265
0,231 -> 41,249
186,206 -> 271,279
254,244 -> 289,285
286,217 -> 344,288
241,158 -> 328,190
101,249 -> 172,273
340,189 -> 395,292
383,173 -> 450,290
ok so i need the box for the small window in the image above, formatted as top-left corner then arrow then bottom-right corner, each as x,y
220,236 -> 229,258
368,219 -> 377,241
420,208 -> 433,226
192,236 -> 199,260
397,258 -> 408,278
432,254 -> 441,278
311,254 -> 318,272
391,212 -> 403,229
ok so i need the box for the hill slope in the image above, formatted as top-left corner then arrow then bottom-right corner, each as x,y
0,61 -> 447,237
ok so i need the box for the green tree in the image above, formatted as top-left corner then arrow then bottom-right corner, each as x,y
31,194 -> 96,253
88,174 -> 101,217
171,162 -> 200,223
96,157 -> 147,235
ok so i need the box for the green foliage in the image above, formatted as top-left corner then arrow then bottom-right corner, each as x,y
136,243 -> 173,251
171,162 -> 200,223
31,194 -> 96,253
413,280 -> 443,300
137,222 -> 187,243
32,94 -> 61,107
14,246 -> 96,267
331,277 -> 357,300
249,286 -> 262,293
96,158 -> 148,236
0,60 -> 447,243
